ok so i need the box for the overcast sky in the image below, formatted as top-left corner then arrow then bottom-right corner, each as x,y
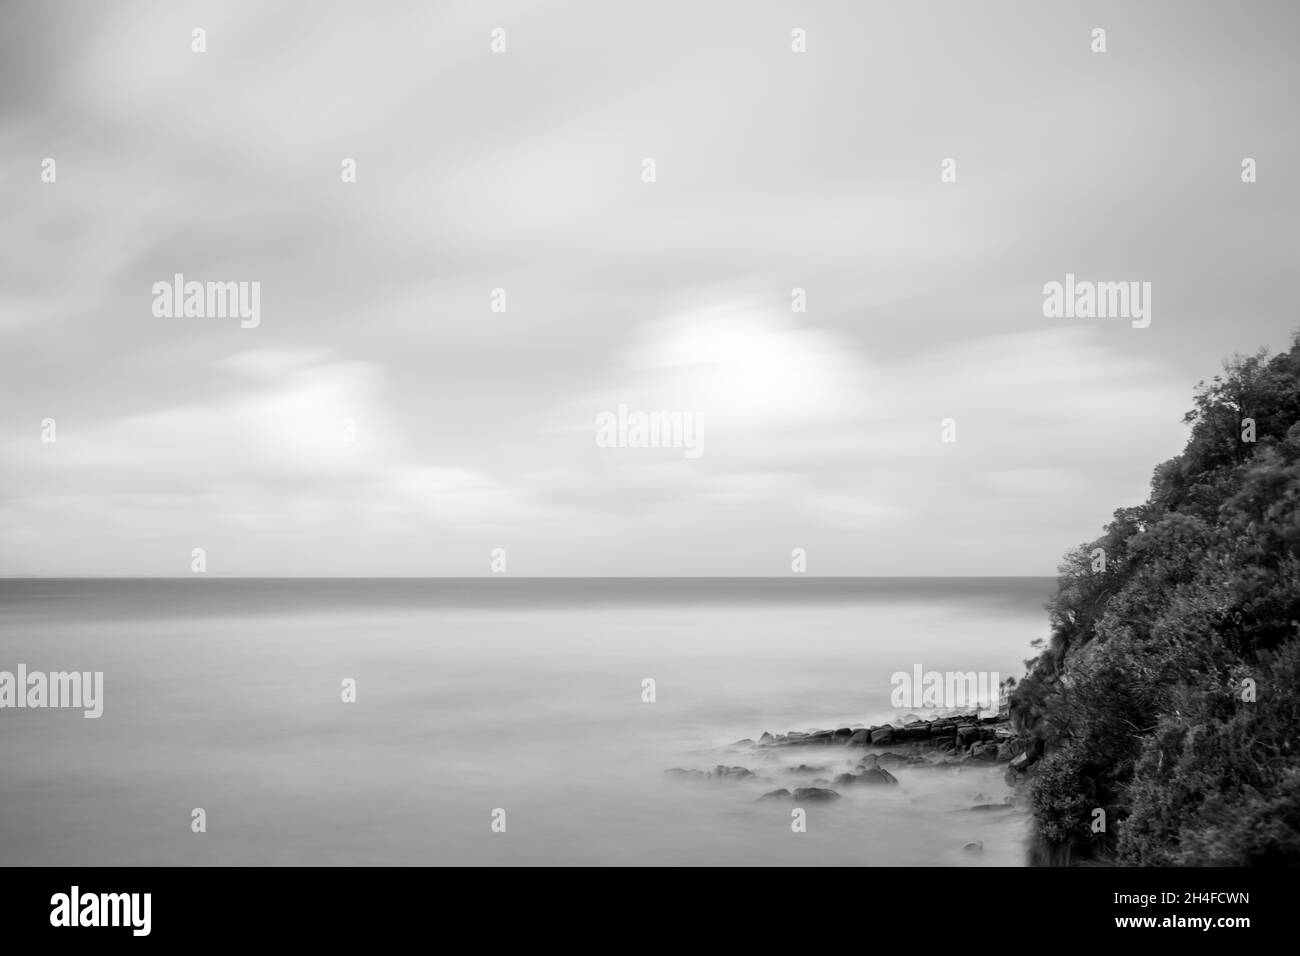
1,0 -> 1297,576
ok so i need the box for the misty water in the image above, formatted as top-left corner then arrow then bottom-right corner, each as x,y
0,578 -> 1052,866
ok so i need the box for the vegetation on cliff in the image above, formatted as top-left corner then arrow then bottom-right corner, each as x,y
1010,336 -> 1300,865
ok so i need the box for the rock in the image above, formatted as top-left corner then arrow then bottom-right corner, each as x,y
833,766 -> 898,786
792,787 -> 840,801
664,768 -> 705,780
870,726 -> 894,745
783,764 -> 828,775
856,754 -> 880,770
834,727 -> 854,739
759,789 -> 791,801
898,724 -> 932,741
759,731 -> 773,742
857,766 -> 898,785
668,766 -> 760,781
969,742 -> 1000,762
962,840 -> 984,854
807,730 -> 836,745
710,765 -> 755,780
847,729 -> 871,746
957,725 -> 981,747
732,738 -> 754,747
1009,751 -> 1035,771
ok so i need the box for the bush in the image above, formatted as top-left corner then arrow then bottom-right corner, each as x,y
1011,337 -> 1300,865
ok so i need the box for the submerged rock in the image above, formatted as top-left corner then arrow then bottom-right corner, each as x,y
858,766 -> 899,785
664,768 -> 705,780
665,765 -> 756,782
759,788 -> 792,801
709,765 -> 755,780
783,764 -> 828,775
792,787 -> 840,801
833,766 -> 898,786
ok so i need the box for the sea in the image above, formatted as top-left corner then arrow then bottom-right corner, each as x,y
0,578 -> 1054,866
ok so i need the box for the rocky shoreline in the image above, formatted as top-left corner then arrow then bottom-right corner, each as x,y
667,713 -> 1043,804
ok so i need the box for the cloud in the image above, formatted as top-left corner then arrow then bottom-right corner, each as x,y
1,0 -> 1297,574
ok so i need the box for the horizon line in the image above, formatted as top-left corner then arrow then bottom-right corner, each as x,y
0,574 -> 1059,581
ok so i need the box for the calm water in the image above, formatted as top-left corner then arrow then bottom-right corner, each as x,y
0,578 -> 1052,866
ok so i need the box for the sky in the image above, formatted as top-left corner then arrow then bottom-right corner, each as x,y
1,0 -> 1297,576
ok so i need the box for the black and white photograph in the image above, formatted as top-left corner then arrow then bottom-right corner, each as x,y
1,0 -> 1295,937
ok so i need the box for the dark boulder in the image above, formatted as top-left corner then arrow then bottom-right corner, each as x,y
1009,751 -> 1036,771
969,741 -> 1000,762
709,765 -> 755,780
857,766 -> 899,785
792,787 -> 840,801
